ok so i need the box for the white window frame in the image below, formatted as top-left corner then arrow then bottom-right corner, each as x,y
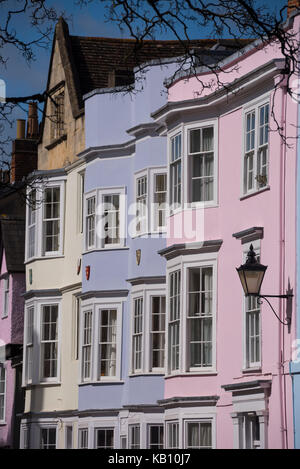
78,427 -> 89,449
168,120 -> 218,214
25,178 -> 66,262
147,423 -> 164,449
0,363 -> 6,423
166,420 -> 179,449
124,412 -> 164,449
242,240 -> 262,370
242,94 -> 270,197
164,408 -> 216,449
84,187 -> 126,251
169,129 -> 183,212
2,274 -> 9,318
77,417 -> 118,449
184,418 -> 213,449
184,121 -> 218,207
22,297 -> 61,386
133,167 -> 168,237
85,193 -> 96,250
79,298 -> 124,384
165,254 -> 217,376
129,424 -> 140,449
39,424 -> 58,449
130,284 -> 166,375
94,427 -> 115,449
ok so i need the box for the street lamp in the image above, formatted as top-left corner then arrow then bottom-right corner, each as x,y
236,244 -> 293,326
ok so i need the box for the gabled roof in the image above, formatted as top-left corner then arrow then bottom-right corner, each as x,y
46,17 -> 252,118
0,217 -> 25,273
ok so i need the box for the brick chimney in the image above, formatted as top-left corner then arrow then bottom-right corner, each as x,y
10,102 -> 38,184
287,0 -> 300,16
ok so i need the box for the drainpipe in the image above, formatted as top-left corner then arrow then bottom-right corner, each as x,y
276,71 -> 288,449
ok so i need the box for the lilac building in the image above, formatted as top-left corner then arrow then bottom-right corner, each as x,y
77,60 -> 179,449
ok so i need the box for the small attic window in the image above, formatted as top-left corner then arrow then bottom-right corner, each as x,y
108,69 -> 135,87
51,90 -> 65,141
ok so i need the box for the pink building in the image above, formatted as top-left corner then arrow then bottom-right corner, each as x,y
152,11 -> 299,449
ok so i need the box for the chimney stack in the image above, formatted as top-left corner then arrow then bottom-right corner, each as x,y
26,102 -> 39,139
287,0 -> 300,16
10,103 -> 38,184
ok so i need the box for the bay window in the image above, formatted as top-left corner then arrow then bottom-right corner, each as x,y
148,425 -> 164,449
166,257 -> 216,375
188,126 -> 214,202
41,304 -> 59,379
99,309 -> 117,378
187,267 -> 213,369
28,189 -> 37,258
82,310 -> 92,380
130,285 -> 166,374
23,298 -> 61,386
243,100 -> 269,195
132,297 -> 143,372
25,306 -> 34,383
153,173 -> 167,231
78,428 -> 89,449
80,300 -> 122,383
40,427 -> 57,449
84,187 -> 125,250
129,425 -> 140,449
168,270 -> 181,372
185,420 -> 212,449
86,196 -> 96,250
26,180 -> 65,261
166,421 -> 179,449
150,296 -> 165,370
43,187 -> 60,254
94,428 -> 114,449
136,175 -> 147,234
170,133 -> 182,208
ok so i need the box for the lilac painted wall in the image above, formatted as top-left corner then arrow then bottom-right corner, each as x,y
161,17 -> 299,449
80,63 -> 173,412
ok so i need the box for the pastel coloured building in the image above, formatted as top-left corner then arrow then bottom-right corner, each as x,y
150,8 -> 300,450
21,18 -> 240,449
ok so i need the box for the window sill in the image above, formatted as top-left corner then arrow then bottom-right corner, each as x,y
165,371 -> 218,379
79,380 -> 124,386
83,246 -> 129,255
129,372 -> 165,378
241,367 -> 262,374
240,185 -> 270,201
45,134 -> 67,151
23,381 -> 61,388
0,422 -> 7,426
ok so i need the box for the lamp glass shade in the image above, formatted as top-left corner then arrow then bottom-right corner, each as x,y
237,267 -> 266,296
236,244 -> 267,296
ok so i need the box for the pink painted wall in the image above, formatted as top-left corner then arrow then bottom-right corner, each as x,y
0,251 -> 25,448
164,16 -> 299,449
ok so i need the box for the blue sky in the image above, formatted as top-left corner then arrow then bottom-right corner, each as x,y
0,0 -> 288,146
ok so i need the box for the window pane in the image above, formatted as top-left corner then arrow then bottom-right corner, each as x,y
95,428 -> 114,449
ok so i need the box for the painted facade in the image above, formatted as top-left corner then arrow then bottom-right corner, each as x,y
17,9 -> 300,449
77,60 -> 179,449
150,13 -> 300,450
